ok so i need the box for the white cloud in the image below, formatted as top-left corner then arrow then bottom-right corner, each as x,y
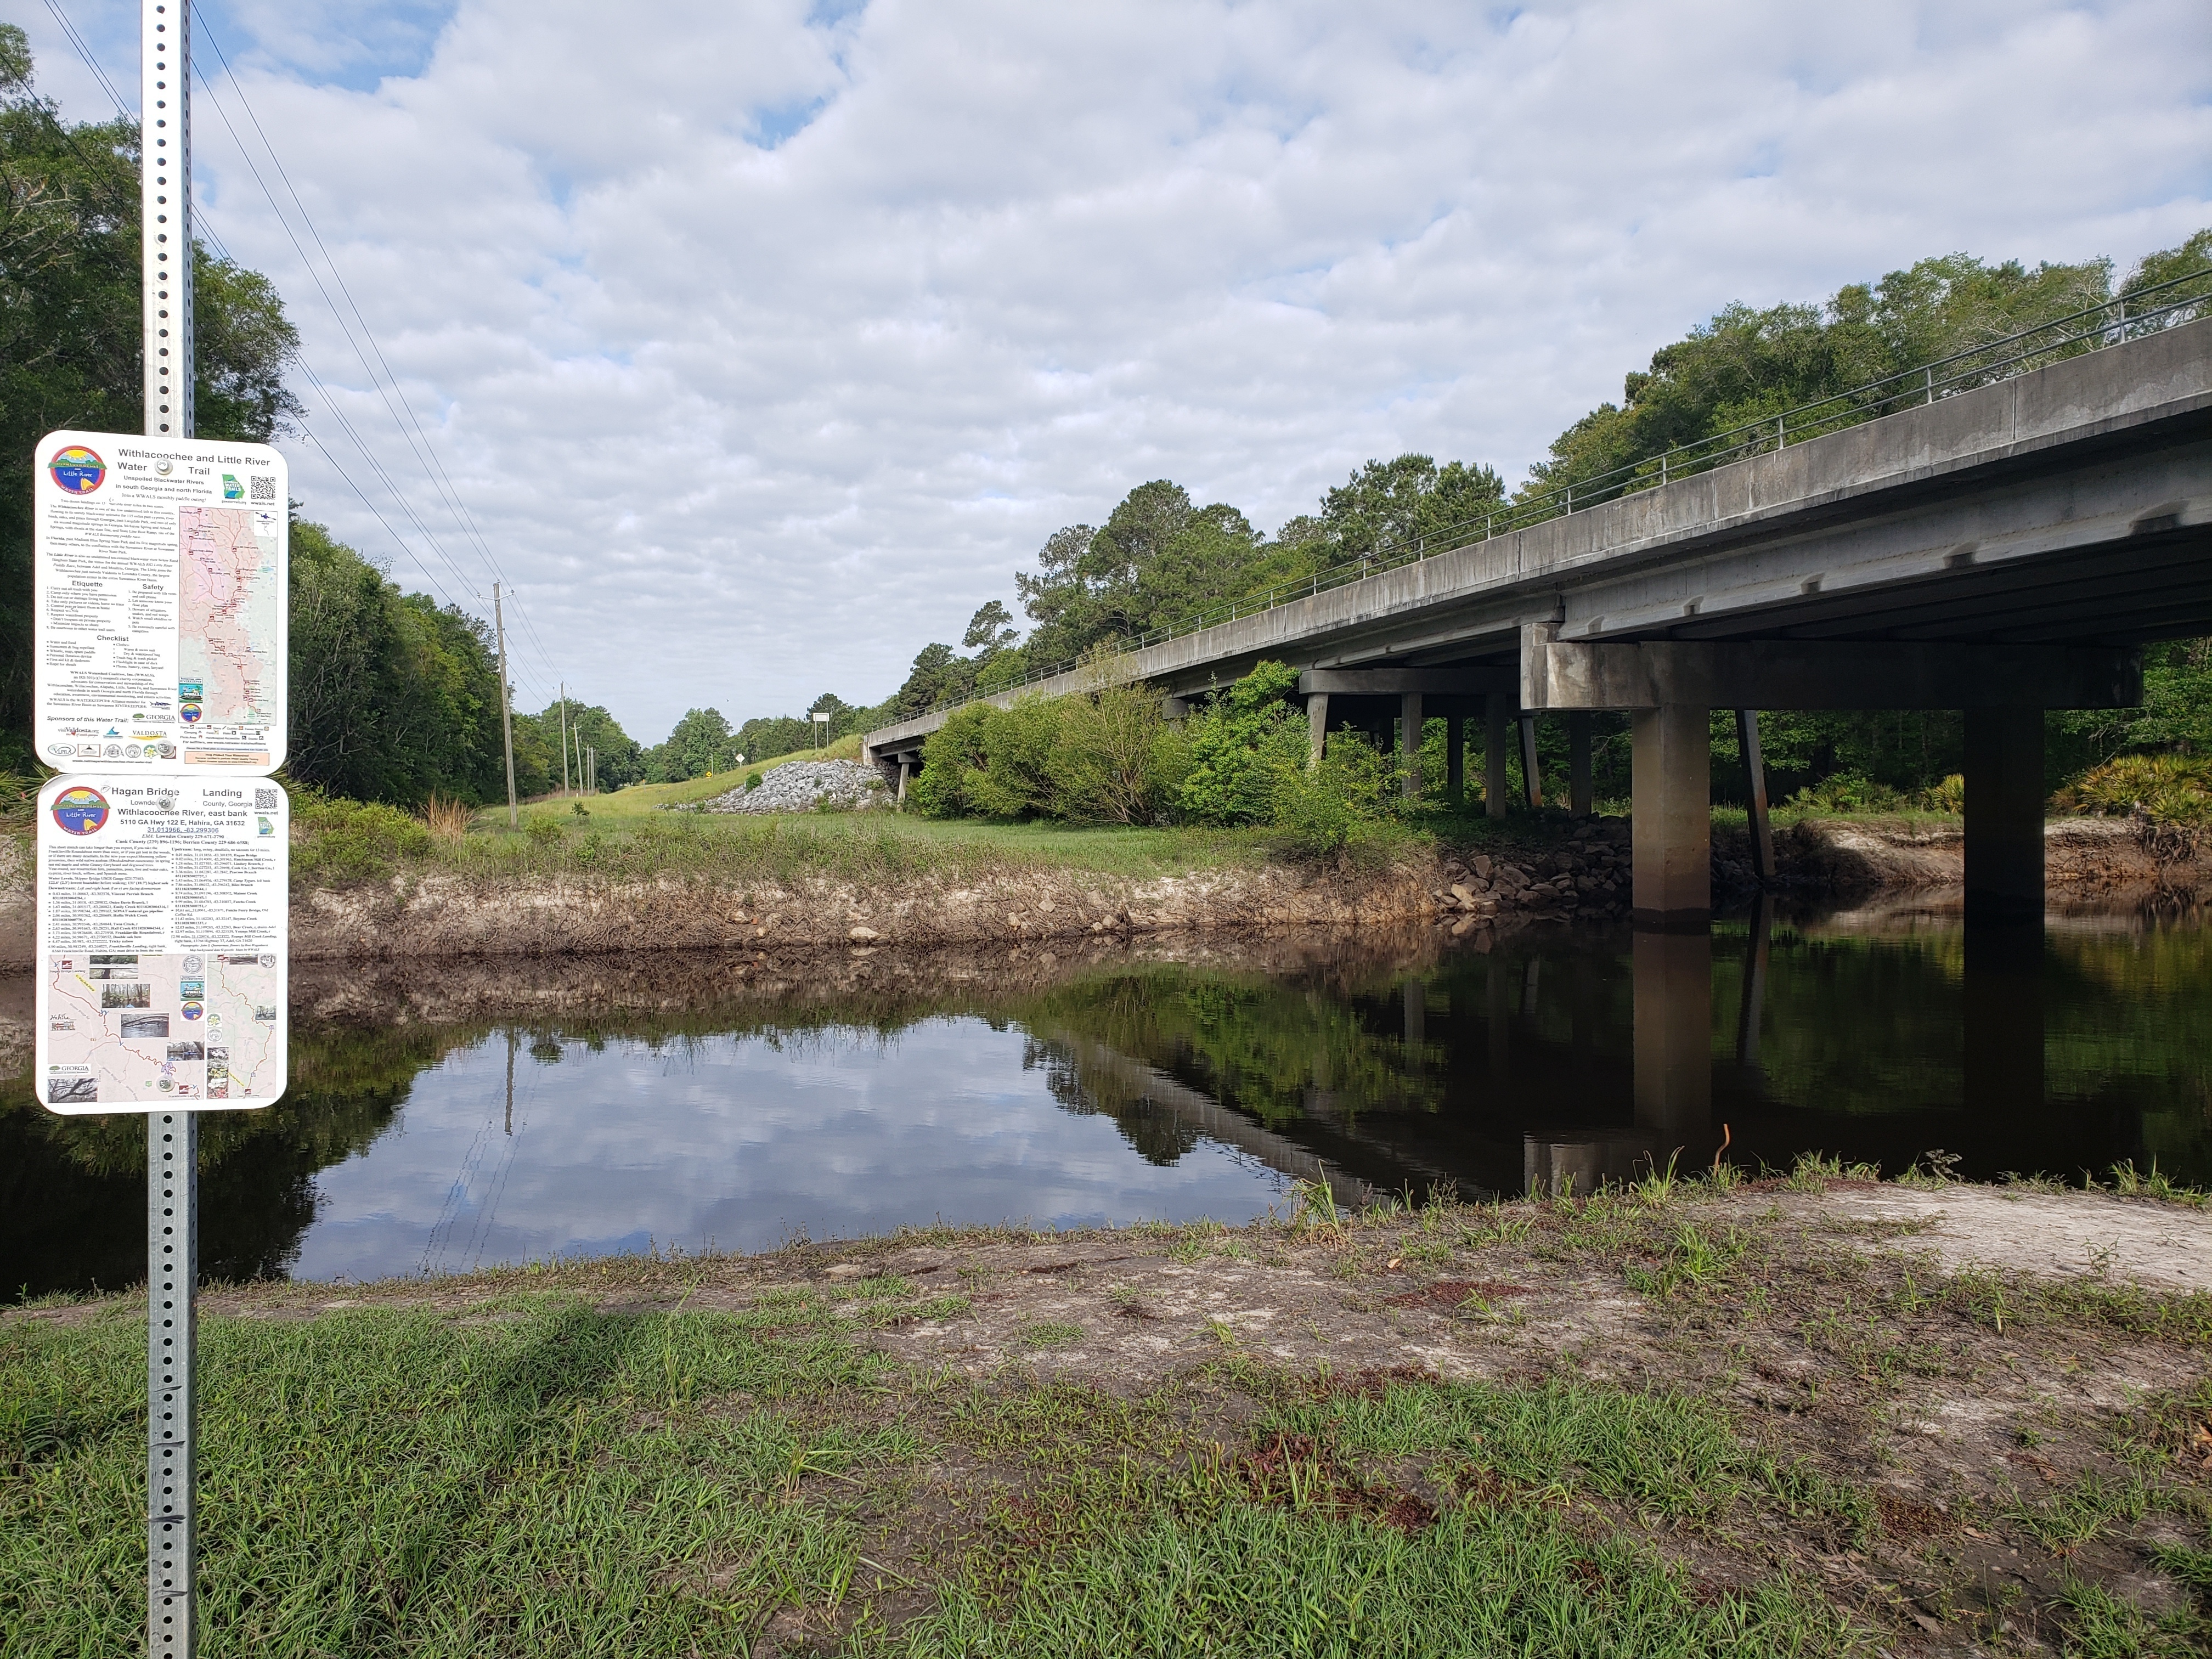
23,0 -> 2211,735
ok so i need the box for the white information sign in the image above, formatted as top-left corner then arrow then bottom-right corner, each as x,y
33,430 -> 287,773
35,775 -> 289,1114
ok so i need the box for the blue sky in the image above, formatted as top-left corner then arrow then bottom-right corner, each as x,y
19,0 -> 2211,740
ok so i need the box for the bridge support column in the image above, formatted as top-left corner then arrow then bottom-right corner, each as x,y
895,759 -> 911,805
1400,692 -> 1423,802
1630,702 -> 1711,928
1520,716 -> 1543,809
1446,715 -> 1464,803
1737,710 -> 1775,882
1965,708 -> 2045,921
1485,695 -> 1510,820
1306,693 -> 1328,769
1569,714 -> 1592,817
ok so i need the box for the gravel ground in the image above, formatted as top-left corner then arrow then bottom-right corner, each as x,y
696,758 -> 889,814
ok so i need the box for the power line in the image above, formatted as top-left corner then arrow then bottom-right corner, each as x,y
188,7 -> 527,597
38,0 -> 129,120
47,0 -> 577,707
185,13 -> 569,697
180,55 -> 489,606
36,0 -> 474,616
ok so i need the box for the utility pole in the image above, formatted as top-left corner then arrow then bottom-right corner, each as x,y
558,681 -> 571,795
586,744 -> 596,794
493,582 -> 518,828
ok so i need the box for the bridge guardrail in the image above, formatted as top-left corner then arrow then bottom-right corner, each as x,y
880,264 -> 2211,737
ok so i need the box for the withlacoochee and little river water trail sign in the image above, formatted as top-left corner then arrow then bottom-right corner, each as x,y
33,430 -> 289,775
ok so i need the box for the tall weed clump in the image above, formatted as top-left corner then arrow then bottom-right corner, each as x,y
1273,732 -> 1392,857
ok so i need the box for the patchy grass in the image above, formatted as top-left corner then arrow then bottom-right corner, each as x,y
290,796 -> 1286,889
9,1179 -> 2212,1656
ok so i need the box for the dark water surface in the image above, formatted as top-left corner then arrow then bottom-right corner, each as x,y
7,904 -> 2208,1297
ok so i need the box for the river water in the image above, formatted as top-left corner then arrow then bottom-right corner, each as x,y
6,903 -> 2207,1298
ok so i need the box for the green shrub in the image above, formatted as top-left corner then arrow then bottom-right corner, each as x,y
1047,680 -> 1171,823
523,815 -> 563,846
1785,771 -> 1909,814
291,794 -> 433,881
1272,731 -> 1390,856
912,703 -> 992,818
743,771 -> 762,792
1916,772 -> 1964,812
1178,661 -> 1306,826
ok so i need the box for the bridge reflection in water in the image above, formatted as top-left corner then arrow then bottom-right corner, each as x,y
4,909 -> 2205,1297
1023,905 -> 2208,1205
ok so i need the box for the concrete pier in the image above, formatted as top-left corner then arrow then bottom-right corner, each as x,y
1964,709 -> 2045,921
1400,692 -> 1424,801
1630,702 -> 1713,928
1485,695 -> 1510,820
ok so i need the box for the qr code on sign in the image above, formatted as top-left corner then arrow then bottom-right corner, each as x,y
254,788 -> 278,810
250,475 -> 276,502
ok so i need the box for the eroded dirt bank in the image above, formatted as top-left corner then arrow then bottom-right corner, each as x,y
280,815 -> 2205,962
284,926 -> 1442,1030
1753,814 -> 2212,910
0,814 -> 2202,968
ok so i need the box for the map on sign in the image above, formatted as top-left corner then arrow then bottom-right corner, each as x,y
35,774 -> 289,1114
31,429 -> 287,771
178,506 -> 280,725
43,951 -> 281,1105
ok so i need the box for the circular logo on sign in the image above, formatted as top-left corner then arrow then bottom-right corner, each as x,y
180,1002 -> 204,1022
47,444 -> 106,495
51,786 -> 108,835
179,704 -> 203,725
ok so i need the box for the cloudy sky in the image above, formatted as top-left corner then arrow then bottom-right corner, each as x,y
22,0 -> 2211,741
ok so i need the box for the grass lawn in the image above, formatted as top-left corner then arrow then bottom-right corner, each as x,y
7,1176 -> 2210,1656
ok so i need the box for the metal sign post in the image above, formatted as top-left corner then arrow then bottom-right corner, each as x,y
148,1109 -> 196,1658
31,9 -> 289,1656
145,5 -> 195,1655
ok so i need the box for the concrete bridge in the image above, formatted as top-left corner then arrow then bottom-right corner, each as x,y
868,317 -> 2211,924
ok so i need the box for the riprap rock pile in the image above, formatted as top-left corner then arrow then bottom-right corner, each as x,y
697,760 -> 888,814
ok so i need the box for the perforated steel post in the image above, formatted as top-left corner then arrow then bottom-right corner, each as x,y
142,0 -> 192,438
145,2 -> 197,1652
148,1110 -> 198,1657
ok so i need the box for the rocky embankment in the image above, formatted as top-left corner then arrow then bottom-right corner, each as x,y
1426,817 -> 1632,932
697,759 -> 888,814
